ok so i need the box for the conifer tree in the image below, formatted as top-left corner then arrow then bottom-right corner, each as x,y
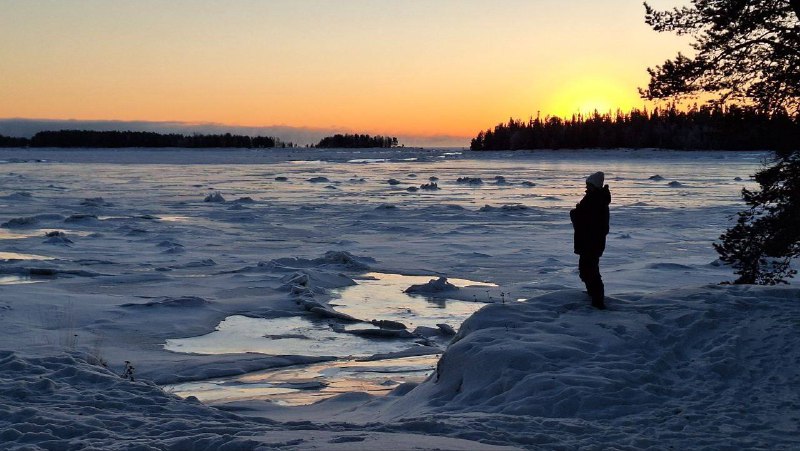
714,151 -> 800,284
641,0 -> 800,283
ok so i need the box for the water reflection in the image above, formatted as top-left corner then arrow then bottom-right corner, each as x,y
165,272 -> 492,357
164,272 -> 495,404
167,355 -> 437,406
0,229 -> 90,239
164,315 -> 416,357
332,272 -> 495,330
0,275 -> 45,285
0,251 -> 53,261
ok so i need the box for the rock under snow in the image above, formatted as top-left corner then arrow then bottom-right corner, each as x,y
404,277 -> 459,294
203,192 -> 226,202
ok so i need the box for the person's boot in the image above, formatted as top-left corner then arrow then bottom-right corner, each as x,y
591,285 -> 605,309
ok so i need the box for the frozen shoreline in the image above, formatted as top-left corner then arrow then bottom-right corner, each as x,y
2,147 -> 796,449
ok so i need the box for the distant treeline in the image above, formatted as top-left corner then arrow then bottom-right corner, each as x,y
0,130 -> 294,148
315,134 -> 398,148
0,135 -> 28,147
471,105 -> 799,151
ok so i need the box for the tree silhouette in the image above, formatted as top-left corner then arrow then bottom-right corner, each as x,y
641,0 -> 800,284
714,151 -> 800,284
315,134 -> 399,148
641,0 -> 800,115
470,105 -> 798,151
2,130 -> 293,148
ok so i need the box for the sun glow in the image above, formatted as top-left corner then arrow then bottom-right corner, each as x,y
544,76 -> 642,118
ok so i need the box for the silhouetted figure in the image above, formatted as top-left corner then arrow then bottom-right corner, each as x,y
570,172 -> 611,309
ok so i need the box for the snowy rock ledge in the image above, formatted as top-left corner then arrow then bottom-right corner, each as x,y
376,285 -> 800,449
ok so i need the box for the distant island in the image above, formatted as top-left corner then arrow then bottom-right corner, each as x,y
0,130 -> 295,148
0,130 -> 405,149
471,105 -> 799,151
315,133 -> 398,148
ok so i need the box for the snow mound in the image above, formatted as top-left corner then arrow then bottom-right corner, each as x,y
649,174 -> 665,181
646,262 -> 695,270
177,259 -> 216,268
64,214 -> 98,223
156,240 -> 182,248
314,251 -> 373,270
456,176 -> 483,185
80,197 -> 112,207
2,214 -> 64,228
203,192 -> 226,202
0,351 -> 505,450
278,269 -> 357,291
271,251 -> 375,271
404,276 -> 459,294
381,286 -> 800,448
43,231 -> 73,245
1,192 -> 33,201
479,204 -> 528,213
120,296 -> 211,308
0,352 -> 271,449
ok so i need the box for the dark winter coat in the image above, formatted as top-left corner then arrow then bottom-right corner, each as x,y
570,185 -> 611,256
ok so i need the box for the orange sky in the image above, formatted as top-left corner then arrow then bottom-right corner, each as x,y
0,0 -> 689,144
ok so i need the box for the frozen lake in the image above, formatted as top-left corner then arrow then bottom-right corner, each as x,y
0,147 -> 766,405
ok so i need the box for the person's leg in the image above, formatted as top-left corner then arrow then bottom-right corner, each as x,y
578,255 -> 589,284
579,254 -> 605,308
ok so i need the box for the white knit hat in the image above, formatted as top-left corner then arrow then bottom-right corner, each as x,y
586,171 -> 604,188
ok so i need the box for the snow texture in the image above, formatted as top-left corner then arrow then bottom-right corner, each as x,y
0,147 -> 796,450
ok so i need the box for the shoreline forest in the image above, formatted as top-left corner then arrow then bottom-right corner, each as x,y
470,105 -> 799,152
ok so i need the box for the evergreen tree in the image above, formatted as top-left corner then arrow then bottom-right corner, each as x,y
469,106 -> 798,151
714,151 -> 800,284
641,0 -> 800,115
641,0 -> 800,283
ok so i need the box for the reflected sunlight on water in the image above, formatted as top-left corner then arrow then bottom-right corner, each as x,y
0,251 -> 53,261
167,355 -> 438,406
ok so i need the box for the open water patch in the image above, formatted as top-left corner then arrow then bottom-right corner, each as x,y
164,272 -> 495,404
166,355 -> 436,406
165,272 -> 494,357
164,315 -> 417,357
331,272 -> 496,331
0,274 -> 47,285
0,252 -> 54,261
0,229 -> 90,240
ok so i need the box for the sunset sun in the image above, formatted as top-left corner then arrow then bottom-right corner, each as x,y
546,76 -> 641,118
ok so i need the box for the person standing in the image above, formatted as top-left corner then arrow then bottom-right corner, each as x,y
570,171 -> 611,309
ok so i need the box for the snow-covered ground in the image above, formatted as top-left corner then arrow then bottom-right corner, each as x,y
1,147 -> 798,449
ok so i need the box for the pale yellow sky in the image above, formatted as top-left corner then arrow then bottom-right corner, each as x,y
0,0 -> 689,142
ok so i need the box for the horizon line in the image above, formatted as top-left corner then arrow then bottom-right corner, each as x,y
0,117 -> 473,147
